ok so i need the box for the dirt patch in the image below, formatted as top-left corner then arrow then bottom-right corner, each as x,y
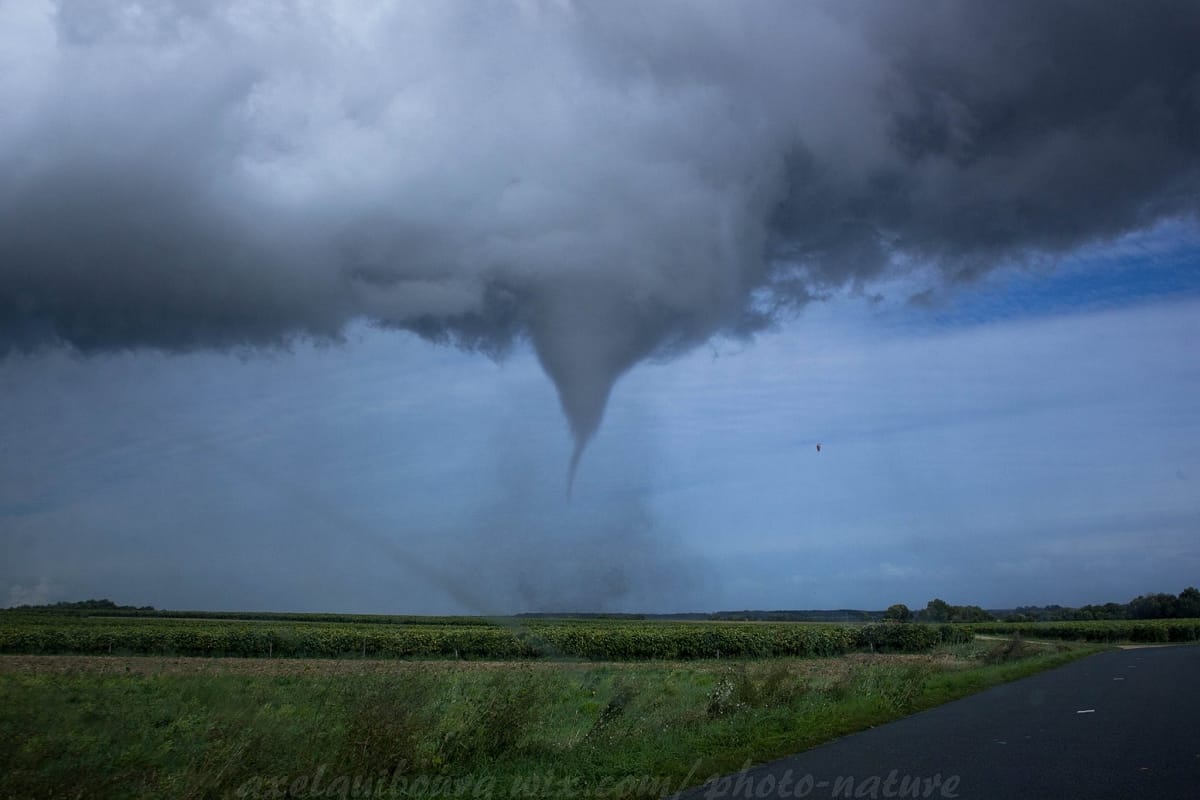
975,635 -> 1061,647
1116,643 -> 1178,650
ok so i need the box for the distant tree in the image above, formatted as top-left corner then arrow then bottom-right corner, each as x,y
923,598 -> 953,623
951,605 -> 995,623
1070,602 -> 1125,620
1178,587 -> 1200,619
13,598 -> 153,613
884,603 -> 913,623
1128,593 -> 1178,619
1107,602 -> 1128,618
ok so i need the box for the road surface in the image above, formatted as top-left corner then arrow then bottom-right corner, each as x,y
670,645 -> 1200,800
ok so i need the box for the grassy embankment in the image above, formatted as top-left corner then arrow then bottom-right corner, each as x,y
0,634 -> 1101,800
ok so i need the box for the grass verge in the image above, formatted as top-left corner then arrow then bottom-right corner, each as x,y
0,639 -> 1103,800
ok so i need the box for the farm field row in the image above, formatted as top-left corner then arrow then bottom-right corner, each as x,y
970,618 -> 1200,642
0,615 -> 972,660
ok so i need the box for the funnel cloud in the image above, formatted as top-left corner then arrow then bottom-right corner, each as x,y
1,0 -> 1198,474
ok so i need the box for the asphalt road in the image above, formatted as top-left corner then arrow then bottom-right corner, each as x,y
669,645 -> 1200,800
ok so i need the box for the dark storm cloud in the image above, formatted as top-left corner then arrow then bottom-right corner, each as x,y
2,0 -> 1198,467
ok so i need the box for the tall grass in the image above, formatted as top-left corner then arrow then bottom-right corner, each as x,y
0,641 -> 1100,799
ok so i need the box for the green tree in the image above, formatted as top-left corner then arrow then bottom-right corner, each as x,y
884,604 -> 913,623
1129,593 -> 1178,619
952,605 -> 995,623
923,598 -> 953,623
1177,587 -> 1200,618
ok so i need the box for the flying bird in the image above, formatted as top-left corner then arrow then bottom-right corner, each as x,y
816,443 -> 822,453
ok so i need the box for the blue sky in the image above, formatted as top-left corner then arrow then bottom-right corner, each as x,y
2,1 -> 1199,615
3,223 -> 1197,613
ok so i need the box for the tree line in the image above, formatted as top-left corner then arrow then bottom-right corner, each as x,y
883,599 -> 994,623
997,586 -> 1200,622
883,587 -> 1200,623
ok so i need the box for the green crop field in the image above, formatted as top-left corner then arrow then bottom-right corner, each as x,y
0,612 -> 973,661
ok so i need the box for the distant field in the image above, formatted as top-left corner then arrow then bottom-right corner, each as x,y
0,637 -> 1100,800
970,618 -> 1200,643
0,612 -> 972,661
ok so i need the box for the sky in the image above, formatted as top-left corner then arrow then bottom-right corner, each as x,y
2,1 -> 1199,613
